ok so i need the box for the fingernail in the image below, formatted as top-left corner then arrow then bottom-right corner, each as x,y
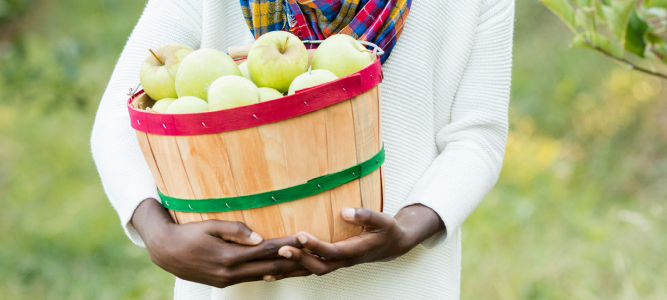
249,232 -> 263,244
342,208 -> 355,220
264,275 -> 276,282
279,249 -> 292,258
297,234 -> 308,245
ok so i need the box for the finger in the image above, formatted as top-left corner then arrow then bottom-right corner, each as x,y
341,208 -> 394,229
204,220 -> 263,245
224,258 -> 305,279
217,235 -> 304,266
277,246 -> 351,276
264,269 -> 312,282
293,232 -> 369,260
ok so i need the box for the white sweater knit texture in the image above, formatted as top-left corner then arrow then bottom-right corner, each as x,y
91,0 -> 514,299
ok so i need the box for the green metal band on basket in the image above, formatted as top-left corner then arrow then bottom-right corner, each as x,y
158,146 -> 385,213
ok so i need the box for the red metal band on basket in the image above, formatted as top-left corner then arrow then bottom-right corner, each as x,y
128,58 -> 383,136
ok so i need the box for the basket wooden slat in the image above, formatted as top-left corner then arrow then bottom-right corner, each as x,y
351,86 -> 383,213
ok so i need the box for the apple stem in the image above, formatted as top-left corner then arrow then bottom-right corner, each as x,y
280,37 -> 289,54
149,49 -> 164,65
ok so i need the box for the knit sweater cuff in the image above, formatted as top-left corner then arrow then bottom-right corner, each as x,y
121,195 -> 160,248
400,144 -> 501,249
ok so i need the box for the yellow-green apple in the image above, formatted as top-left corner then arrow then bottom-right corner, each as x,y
247,31 -> 309,93
288,69 -> 338,95
140,43 -> 193,100
175,48 -> 241,100
258,87 -> 283,101
239,61 -> 251,81
165,96 -> 209,114
311,34 -> 375,78
150,98 -> 176,113
208,75 -> 260,111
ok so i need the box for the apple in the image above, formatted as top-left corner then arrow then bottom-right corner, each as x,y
258,87 -> 284,101
150,98 -> 176,113
238,61 -> 251,81
311,34 -> 375,78
165,96 -> 209,114
140,43 -> 193,100
175,48 -> 241,100
288,69 -> 338,95
247,31 -> 309,93
208,75 -> 260,111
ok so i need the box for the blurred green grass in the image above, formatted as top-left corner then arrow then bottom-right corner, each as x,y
0,0 -> 664,299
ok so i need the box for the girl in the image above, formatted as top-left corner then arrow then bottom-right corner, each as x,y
92,0 -> 515,299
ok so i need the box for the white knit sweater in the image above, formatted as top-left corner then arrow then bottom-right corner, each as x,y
91,0 -> 514,299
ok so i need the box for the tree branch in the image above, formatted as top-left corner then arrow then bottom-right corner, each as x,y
585,40 -> 667,80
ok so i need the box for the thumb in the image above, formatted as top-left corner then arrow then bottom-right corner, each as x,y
341,208 -> 394,229
204,220 -> 263,245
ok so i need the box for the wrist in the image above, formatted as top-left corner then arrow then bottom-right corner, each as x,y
395,204 -> 445,250
131,198 -> 174,247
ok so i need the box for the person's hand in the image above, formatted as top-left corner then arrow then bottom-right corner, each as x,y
271,204 -> 445,280
131,199 -> 310,288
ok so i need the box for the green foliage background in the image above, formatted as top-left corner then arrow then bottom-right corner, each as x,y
0,0 -> 665,299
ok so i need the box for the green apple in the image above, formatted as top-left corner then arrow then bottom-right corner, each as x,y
175,48 -> 241,100
140,43 -> 193,100
311,34 -> 375,78
165,96 -> 209,114
239,61 -> 251,81
150,98 -> 176,113
258,87 -> 284,101
208,75 -> 260,111
247,31 -> 309,93
288,69 -> 338,95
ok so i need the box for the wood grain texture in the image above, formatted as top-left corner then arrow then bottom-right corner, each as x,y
228,43 -> 254,59
223,127 -> 286,239
310,109 -> 334,241
325,101 -> 363,242
377,85 -> 385,212
146,133 -> 203,224
280,113 -> 332,242
135,131 -> 179,222
256,122 -> 296,236
175,134 -> 244,223
351,86 -> 382,213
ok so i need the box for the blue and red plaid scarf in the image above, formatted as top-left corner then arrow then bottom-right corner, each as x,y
240,0 -> 411,63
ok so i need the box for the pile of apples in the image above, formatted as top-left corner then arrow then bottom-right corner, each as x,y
140,32 -> 375,114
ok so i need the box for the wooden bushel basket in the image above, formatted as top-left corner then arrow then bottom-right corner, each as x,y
127,43 -> 384,243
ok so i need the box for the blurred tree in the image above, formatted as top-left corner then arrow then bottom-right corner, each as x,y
0,0 -> 33,24
541,0 -> 667,79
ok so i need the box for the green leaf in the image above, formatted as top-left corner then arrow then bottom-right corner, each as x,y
625,9 -> 650,57
603,0 -> 635,43
576,6 -> 597,36
651,39 -> 667,63
576,0 -> 592,7
571,33 -> 592,48
572,32 -> 625,57
541,0 -> 577,32
645,0 -> 667,8
642,7 -> 667,18
595,1 -> 607,21
596,33 -> 626,57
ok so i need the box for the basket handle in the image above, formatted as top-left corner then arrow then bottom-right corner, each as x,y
228,43 -> 254,59
226,40 -> 385,59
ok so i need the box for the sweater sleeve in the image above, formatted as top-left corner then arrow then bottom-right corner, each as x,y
401,0 -> 515,248
91,0 -> 202,247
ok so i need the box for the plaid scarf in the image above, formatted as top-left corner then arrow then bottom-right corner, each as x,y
240,0 -> 411,63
